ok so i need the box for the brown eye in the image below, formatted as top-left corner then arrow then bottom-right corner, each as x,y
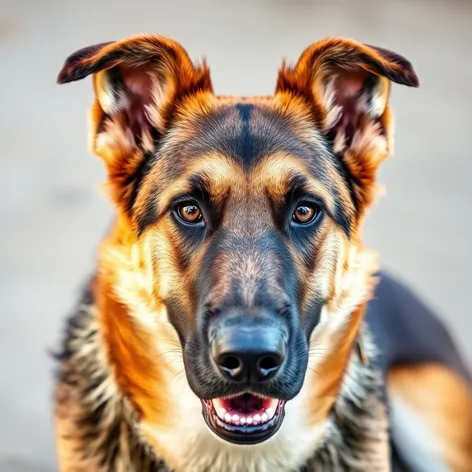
177,203 -> 203,224
292,204 -> 319,225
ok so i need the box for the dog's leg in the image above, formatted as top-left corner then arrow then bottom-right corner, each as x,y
388,363 -> 472,472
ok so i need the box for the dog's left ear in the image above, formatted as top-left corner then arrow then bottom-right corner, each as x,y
57,34 -> 213,210
276,37 -> 419,211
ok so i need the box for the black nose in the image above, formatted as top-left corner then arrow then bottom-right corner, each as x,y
210,322 -> 287,383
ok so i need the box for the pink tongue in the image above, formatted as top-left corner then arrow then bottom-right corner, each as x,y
227,394 -> 262,413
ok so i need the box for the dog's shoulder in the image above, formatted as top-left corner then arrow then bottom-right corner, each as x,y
365,271 -> 470,384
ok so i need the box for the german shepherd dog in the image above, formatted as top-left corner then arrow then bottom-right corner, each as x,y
55,35 -> 472,471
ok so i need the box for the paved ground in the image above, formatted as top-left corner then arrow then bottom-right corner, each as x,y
1,0 -> 471,470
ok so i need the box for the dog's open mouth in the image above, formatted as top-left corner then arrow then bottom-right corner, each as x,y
202,393 -> 285,444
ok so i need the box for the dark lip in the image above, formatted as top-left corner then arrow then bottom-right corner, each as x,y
201,397 -> 286,445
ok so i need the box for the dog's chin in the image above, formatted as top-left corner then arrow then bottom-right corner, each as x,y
201,393 -> 286,445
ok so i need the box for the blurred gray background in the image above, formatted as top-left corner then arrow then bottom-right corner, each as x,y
1,0 -> 471,470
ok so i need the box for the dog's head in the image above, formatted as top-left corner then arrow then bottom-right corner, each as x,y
58,35 -> 417,455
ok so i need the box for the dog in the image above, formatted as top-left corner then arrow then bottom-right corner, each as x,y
54,34 -> 472,471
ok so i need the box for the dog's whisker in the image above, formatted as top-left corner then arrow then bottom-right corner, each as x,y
307,367 -> 323,379
170,368 -> 186,385
158,357 -> 185,370
150,349 -> 183,362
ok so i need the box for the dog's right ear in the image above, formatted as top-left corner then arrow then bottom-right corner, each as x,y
57,34 -> 213,208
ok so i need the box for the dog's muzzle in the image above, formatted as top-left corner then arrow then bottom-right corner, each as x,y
200,316 -> 289,444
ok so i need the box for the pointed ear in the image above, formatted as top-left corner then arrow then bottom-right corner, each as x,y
57,34 -> 213,209
276,37 -> 419,211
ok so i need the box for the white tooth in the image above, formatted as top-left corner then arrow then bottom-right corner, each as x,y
261,413 -> 268,422
217,408 -> 226,419
224,413 -> 232,422
246,417 -> 253,424
266,407 -> 275,419
240,417 -> 246,424
232,414 -> 239,422
269,398 -> 278,408
212,398 -> 223,409
254,414 -> 261,423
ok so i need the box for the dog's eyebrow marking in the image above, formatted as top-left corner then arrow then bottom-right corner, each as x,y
284,172 -> 351,237
135,154 -> 240,233
251,153 -> 352,235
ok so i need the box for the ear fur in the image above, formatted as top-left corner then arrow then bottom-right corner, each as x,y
276,37 -> 419,212
57,34 -> 213,210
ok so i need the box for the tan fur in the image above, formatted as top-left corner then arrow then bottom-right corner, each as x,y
389,364 -> 472,472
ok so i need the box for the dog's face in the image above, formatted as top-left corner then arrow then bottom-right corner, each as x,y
58,35 -> 417,453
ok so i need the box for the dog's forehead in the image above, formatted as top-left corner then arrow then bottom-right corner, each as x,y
150,97 -> 340,193
175,99 -> 327,169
